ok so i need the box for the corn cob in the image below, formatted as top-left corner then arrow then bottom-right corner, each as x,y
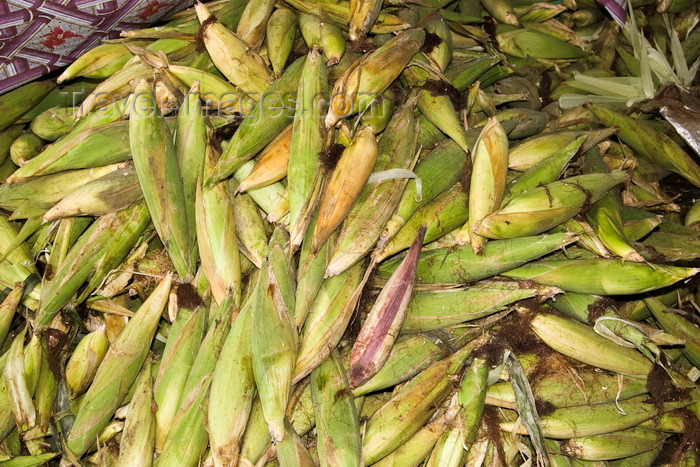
287,47 -> 327,251
561,426 -> 669,461
130,80 -> 195,279
42,164 -> 142,223
403,281 -> 558,332
195,3 -> 272,96
229,179 -> 268,268
379,232 -> 576,283
298,12 -> 346,66
349,228 -> 424,388
208,295 -> 254,466
501,395 -> 694,439
9,133 -> 43,167
67,274 -> 171,457
267,8 -> 298,76
275,419 -> 316,467
508,128 -> 615,171
497,28 -> 587,59
57,43 -> 139,83
310,350 -> 362,467
504,259 -> 699,295
237,124 -> 293,193
326,29 -> 425,127
0,81 -> 56,132
116,356 -> 155,467
475,173 -> 627,239
65,328 -> 110,400
4,328 -> 36,432
236,0 -> 276,50
153,305 -> 206,451
529,313 -> 653,377
486,371 -> 648,409
295,212 -> 330,330
456,117 -> 508,250
252,256 -> 297,441
196,145 -> 242,306
0,126 -> 25,166
326,97 -> 419,277
294,262 -> 364,383
35,201 -> 150,328
208,56 -> 304,185
312,127 -> 378,254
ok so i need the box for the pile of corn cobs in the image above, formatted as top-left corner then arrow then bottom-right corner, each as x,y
0,0 -> 699,464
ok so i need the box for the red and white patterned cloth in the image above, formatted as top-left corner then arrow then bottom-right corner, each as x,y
0,0 -> 193,94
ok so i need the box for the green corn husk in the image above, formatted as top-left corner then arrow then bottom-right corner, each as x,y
501,395 -> 694,439
456,117 -> 508,251
196,145 -> 241,306
458,357 -> 490,448
153,306 -> 206,451
325,29 -> 425,127
529,313 -> 653,377
508,128 -> 615,171
588,104 -> 700,188
9,133 -> 43,167
646,297 -> 700,367
236,0 -> 276,50
208,296 -> 254,466
0,81 -> 56,132
486,370 -> 648,409
376,183 -> 468,262
475,173 -> 627,239
560,426 -> 668,461
378,233 -> 576,283
130,80 -> 195,280
116,356 -> 155,467
326,96 -> 418,277
208,56 -> 305,185
252,256 -> 298,441
35,201 -> 150,329
378,139 -> 468,252
0,164 -> 124,217
229,179 -> 268,268
610,445 -> 662,467
497,28 -> 587,59
284,0 -> 408,35
311,351 -> 362,467
65,328 -> 110,400
194,2 -> 272,95
287,47 -> 327,251
267,8 -> 298,76
176,83 -> 206,247
42,164 -> 142,223
233,160 -> 288,219
504,259 -> 699,295
67,274 -> 171,457
349,228 -> 424,388
295,212 -> 330,330
0,284 -> 23,349
298,12 -> 346,66
1,452 -> 59,466
4,328 -> 36,432
294,262 -> 364,383
275,418 -> 315,467
402,281 -> 559,332
372,395 -> 459,467
363,338 -> 482,464
352,334 -> 449,397
583,148 -> 643,262
57,43 -> 138,83
0,126 -> 25,166
502,136 -> 586,205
